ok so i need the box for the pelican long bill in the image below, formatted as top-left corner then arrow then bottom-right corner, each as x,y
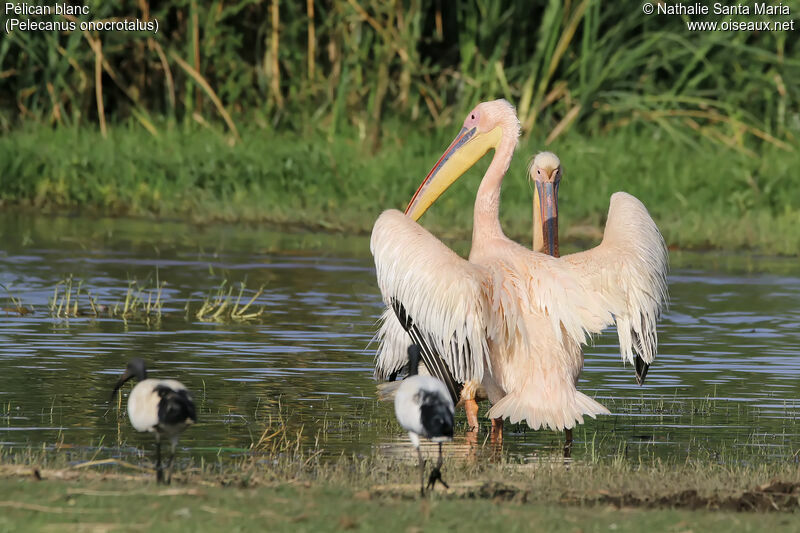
404,125 -> 502,221
530,153 -> 562,258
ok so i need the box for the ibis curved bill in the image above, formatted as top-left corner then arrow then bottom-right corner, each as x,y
372,100 -> 668,433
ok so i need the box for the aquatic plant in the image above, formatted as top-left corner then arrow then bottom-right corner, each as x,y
48,275 -> 165,321
0,283 -> 32,317
45,273 -> 267,324
194,279 -> 265,322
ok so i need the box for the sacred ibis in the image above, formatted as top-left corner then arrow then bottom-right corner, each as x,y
110,358 -> 196,484
394,344 -> 454,496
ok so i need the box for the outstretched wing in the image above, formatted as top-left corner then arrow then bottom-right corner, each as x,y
373,306 -> 460,401
371,210 -> 491,400
562,192 -> 669,384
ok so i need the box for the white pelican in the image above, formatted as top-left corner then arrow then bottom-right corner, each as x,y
394,344 -> 454,496
376,152 -> 657,408
110,358 -> 197,483
376,152 -> 569,435
372,99 -> 668,437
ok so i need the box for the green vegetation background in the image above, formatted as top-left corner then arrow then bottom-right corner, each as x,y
1,1 -> 798,253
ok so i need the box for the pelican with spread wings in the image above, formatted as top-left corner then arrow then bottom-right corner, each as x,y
372,100 -> 668,435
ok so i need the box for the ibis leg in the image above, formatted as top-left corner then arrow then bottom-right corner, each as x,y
426,442 -> 449,491
164,441 -> 176,485
155,440 -> 164,484
417,446 -> 426,497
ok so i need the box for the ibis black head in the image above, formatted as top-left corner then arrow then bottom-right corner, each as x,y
110,358 -> 148,401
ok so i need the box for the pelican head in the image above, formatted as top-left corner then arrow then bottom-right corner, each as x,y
529,151 -> 562,257
405,99 -> 519,221
529,152 -> 562,184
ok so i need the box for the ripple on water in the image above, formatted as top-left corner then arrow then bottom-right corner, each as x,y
1,215 -> 800,463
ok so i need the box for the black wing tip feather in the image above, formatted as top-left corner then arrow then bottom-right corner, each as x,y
634,355 -> 650,386
411,335 -> 462,406
390,298 -> 413,330
388,299 -> 462,406
631,324 -> 654,386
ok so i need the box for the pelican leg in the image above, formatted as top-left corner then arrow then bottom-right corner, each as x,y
417,446 -> 426,497
465,398 -> 479,432
155,439 -> 164,484
564,428 -> 573,459
426,442 -> 449,492
490,417 -> 504,444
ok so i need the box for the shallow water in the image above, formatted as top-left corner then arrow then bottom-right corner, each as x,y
1,212 -> 799,465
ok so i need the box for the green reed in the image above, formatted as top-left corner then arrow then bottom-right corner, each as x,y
0,283 -> 32,316
44,272 -> 266,324
1,1 -> 797,151
2,2 -> 799,255
48,274 -> 165,320
194,279 -> 265,322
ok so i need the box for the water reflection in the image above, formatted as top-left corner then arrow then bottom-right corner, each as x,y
1,212 -> 800,464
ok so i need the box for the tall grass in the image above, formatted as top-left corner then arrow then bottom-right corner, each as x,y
2,2 -> 798,254
1,1 -> 797,151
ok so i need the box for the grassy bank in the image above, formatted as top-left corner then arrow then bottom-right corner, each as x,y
0,478 -> 796,532
4,2 -> 798,256
1,452 -> 800,531
2,124 -> 799,254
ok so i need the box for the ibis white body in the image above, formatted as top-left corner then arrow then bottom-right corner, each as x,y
394,375 -> 454,448
111,358 -> 196,484
127,378 -> 195,445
